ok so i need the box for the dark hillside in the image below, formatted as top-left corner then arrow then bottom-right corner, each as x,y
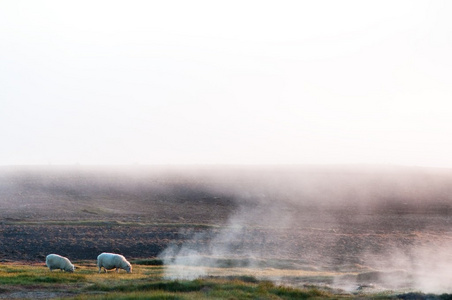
2,165 -> 452,266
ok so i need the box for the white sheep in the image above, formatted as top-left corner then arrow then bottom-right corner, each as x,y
45,254 -> 75,272
97,252 -> 132,273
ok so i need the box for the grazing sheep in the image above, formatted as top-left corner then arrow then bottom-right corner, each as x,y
97,252 -> 132,273
45,254 -> 75,272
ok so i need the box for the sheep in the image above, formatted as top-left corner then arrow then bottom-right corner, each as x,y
45,254 -> 75,272
97,252 -> 132,273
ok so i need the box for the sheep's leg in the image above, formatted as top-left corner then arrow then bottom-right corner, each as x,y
116,268 -> 119,273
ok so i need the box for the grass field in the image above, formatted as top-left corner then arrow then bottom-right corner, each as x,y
0,261 -> 344,299
3,260 -> 451,299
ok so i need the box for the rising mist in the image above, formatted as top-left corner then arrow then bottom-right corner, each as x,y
2,165 -> 452,293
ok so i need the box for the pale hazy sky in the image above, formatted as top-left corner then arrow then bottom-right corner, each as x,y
1,1 -> 452,166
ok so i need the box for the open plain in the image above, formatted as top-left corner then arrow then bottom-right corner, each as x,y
2,165 -> 452,298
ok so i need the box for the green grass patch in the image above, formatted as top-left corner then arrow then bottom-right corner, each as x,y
0,273 -> 85,285
0,265 -> 28,273
60,291 -> 185,300
85,279 -> 211,293
83,278 -> 336,299
271,284 -> 330,299
0,262 -> 410,299
223,275 -> 259,283
0,264 -> 86,285
132,258 -> 164,266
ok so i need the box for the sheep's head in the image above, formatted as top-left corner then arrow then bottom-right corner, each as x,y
125,264 -> 132,273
